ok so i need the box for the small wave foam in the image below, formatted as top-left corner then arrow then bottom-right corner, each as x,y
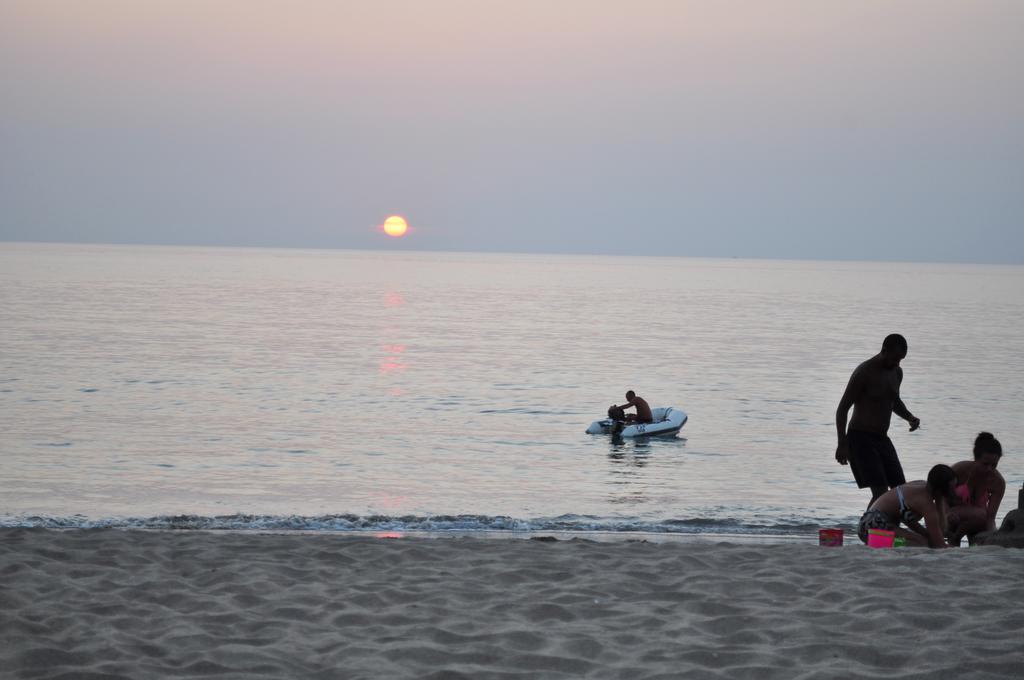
0,513 -> 838,536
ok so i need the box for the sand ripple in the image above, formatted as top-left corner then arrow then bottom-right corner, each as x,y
2,529 -> 1023,679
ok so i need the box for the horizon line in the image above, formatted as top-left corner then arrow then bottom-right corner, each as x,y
2,238 -> 1021,268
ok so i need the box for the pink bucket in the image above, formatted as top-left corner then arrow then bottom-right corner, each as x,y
867,528 -> 895,548
818,528 -> 844,547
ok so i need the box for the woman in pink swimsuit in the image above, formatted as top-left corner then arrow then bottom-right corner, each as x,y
947,432 -> 1005,546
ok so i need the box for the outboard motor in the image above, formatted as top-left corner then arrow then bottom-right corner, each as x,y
607,405 -> 626,435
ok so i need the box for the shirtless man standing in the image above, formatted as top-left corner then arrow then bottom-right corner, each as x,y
835,334 -> 921,507
614,390 -> 653,424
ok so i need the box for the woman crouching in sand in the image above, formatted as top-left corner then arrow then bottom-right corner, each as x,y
858,464 -> 958,548
947,432 -> 1006,546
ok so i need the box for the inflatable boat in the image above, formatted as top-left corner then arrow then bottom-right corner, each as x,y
585,407 -> 688,438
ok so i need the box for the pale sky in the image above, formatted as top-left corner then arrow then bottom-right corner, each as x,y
1,1 -> 1021,263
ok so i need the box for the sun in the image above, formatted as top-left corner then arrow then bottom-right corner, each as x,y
382,215 -> 408,237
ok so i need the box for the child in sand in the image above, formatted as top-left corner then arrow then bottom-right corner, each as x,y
947,432 -> 1006,546
857,464 -> 958,548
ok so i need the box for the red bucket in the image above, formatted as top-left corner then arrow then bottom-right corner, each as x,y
867,528 -> 895,548
818,528 -> 844,547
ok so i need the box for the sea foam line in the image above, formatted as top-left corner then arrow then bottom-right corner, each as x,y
0,513 -> 840,535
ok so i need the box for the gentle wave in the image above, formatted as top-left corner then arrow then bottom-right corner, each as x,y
0,513 -> 845,535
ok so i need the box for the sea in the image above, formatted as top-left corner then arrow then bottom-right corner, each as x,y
2,242 -> 1022,540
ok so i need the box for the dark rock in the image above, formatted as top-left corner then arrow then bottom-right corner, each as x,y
976,508 -> 1024,548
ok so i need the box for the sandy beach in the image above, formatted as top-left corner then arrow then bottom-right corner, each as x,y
1,529 -> 1022,679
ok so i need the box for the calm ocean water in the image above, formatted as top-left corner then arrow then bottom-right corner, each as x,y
2,243 -> 1022,537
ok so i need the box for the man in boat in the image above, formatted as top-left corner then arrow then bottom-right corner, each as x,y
835,333 -> 921,508
612,390 -> 653,424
